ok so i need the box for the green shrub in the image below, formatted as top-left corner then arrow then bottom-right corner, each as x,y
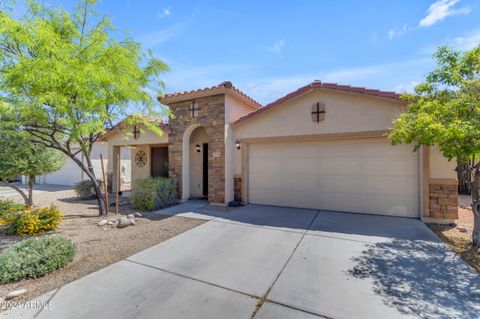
0,199 -> 25,214
0,236 -> 75,284
74,179 -> 103,199
0,200 -> 26,226
131,177 -> 177,211
3,205 -> 63,237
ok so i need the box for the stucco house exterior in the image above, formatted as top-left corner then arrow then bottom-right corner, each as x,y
102,80 -> 458,223
33,143 -> 131,187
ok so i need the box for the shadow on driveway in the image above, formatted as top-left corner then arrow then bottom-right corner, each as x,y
349,239 -> 480,318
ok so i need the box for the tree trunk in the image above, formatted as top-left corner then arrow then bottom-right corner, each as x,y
0,181 -> 29,205
91,178 -> 107,216
471,168 -> 480,247
27,175 -> 34,206
67,153 -> 106,216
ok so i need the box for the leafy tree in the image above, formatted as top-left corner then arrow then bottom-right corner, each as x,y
0,132 -> 65,205
0,0 -> 169,215
390,46 -> 480,246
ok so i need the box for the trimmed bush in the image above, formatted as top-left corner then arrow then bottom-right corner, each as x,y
74,179 -> 104,199
0,236 -> 75,284
3,205 -> 63,237
131,177 -> 177,211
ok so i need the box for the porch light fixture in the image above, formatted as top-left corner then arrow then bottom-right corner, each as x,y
235,140 -> 241,150
196,144 -> 201,152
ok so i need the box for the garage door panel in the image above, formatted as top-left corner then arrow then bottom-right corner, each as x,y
250,175 -> 418,198
248,139 -> 419,217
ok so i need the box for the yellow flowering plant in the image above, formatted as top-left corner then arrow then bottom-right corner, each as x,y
3,205 -> 63,237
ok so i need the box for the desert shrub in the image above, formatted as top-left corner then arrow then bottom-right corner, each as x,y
4,205 -> 63,236
0,199 -> 25,214
0,200 -> 26,226
0,236 -> 75,284
74,179 -> 103,199
131,177 -> 177,211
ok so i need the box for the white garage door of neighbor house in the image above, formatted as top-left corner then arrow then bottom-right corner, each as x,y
44,158 -> 83,186
248,138 -> 419,217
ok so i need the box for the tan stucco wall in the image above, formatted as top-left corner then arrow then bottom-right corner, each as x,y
226,95 -> 257,123
430,146 -> 457,179
233,89 -> 406,139
106,123 -> 167,184
189,127 -> 208,197
225,95 -> 257,203
131,145 -> 150,182
232,89 -> 407,176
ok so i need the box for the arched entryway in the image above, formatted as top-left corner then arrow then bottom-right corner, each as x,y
182,125 -> 208,200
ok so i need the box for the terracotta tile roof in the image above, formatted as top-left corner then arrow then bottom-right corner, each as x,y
99,115 -> 169,141
232,80 -> 403,126
159,81 -> 262,109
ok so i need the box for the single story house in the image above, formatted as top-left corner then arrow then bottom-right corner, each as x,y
34,143 -> 131,187
102,81 -> 458,223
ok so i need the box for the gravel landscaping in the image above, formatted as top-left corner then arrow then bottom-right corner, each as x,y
428,206 -> 480,274
0,189 -> 205,306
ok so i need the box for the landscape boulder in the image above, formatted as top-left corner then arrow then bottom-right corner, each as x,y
117,217 -> 130,228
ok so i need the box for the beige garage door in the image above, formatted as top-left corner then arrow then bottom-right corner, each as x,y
248,138 -> 419,217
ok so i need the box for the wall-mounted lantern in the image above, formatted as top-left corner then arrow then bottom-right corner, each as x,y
196,144 -> 201,152
235,140 -> 241,150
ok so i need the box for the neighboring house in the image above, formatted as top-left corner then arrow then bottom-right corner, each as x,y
101,81 -> 458,223
34,143 -> 131,187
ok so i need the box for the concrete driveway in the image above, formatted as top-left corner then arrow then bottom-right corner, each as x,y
0,184 -> 73,199
3,203 -> 480,319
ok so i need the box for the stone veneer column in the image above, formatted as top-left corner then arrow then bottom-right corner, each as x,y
168,94 -> 226,204
429,180 -> 458,220
233,175 -> 242,202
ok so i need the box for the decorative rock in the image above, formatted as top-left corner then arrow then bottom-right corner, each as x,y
127,214 -> 135,219
134,212 -> 142,217
457,226 -> 468,233
5,289 -> 27,300
117,217 -> 130,228
107,220 -> 116,226
97,220 -> 108,226
129,218 -> 136,226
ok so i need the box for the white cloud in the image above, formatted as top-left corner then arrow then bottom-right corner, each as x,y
394,81 -> 421,93
237,59 -> 432,104
449,29 -> 480,50
388,24 -> 413,39
158,8 -> 171,18
419,0 -> 471,27
137,24 -> 182,47
269,39 -> 286,55
421,28 -> 480,53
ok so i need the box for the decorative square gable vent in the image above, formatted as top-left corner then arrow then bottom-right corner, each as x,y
311,102 -> 325,123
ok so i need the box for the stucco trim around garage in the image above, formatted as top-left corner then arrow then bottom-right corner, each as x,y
232,81 -> 405,127
238,130 -> 390,143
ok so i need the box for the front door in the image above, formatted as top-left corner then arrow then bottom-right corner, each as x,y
151,147 -> 169,177
203,143 -> 208,197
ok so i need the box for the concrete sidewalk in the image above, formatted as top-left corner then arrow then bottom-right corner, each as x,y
2,203 -> 479,319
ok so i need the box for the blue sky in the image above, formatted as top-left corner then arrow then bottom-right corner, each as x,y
15,0 -> 480,104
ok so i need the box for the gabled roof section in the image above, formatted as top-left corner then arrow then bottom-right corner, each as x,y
232,80 -> 403,126
158,81 -> 262,110
99,115 -> 169,141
